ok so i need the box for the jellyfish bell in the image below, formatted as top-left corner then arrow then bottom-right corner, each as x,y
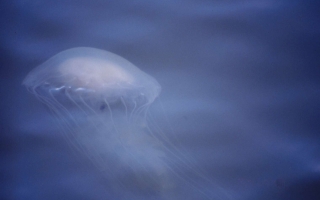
23,47 -> 230,200
23,47 -> 161,116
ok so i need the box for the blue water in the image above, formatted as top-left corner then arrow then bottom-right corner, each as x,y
1,0 -> 320,199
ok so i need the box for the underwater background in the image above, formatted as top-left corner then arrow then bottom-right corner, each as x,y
1,0 -> 320,199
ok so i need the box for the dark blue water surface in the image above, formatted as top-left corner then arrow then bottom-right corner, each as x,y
1,0 -> 320,200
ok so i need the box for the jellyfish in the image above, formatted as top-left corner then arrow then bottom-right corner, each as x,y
23,47 -> 230,200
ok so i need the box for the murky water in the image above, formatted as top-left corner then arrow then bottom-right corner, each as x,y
1,0 -> 320,199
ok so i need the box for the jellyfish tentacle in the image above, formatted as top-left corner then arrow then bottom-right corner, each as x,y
119,96 -> 128,122
64,89 -> 112,169
34,88 -> 85,154
129,100 -> 137,123
148,101 -> 232,199
105,100 -> 159,181
76,94 -> 136,194
47,88 -> 106,165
